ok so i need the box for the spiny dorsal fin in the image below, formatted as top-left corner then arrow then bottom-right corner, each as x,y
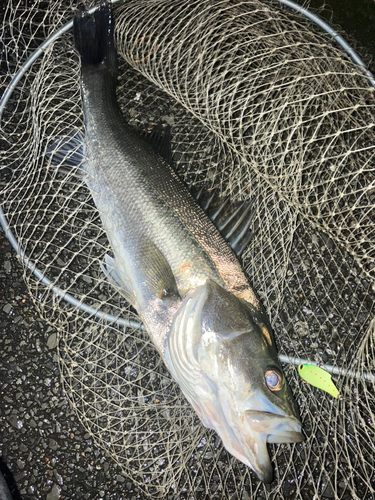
189,186 -> 256,257
142,124 -> 173,167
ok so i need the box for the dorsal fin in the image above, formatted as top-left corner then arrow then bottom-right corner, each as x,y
189,186 -> 256,257
142,124 -> 173,166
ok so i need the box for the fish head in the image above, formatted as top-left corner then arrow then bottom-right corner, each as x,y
166,279 -> 303,483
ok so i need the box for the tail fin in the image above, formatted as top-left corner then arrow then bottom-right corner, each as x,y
73,0 -> 117,76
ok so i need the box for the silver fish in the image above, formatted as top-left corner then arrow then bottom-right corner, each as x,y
48,0 -> 303,483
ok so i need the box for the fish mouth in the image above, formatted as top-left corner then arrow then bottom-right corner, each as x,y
221,409 -> 304,484
246,410 -> 304,444
231,409 -> 304,483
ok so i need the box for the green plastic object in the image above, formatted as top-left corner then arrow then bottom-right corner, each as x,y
298,364 -> 340,398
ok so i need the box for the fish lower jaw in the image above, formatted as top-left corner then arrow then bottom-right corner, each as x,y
234,439 -> 274,483
216,428 -> 274,484
207,408 -> 273,483
245,410 -> 304,443
267,431 -> 304,443
220,409 -> 303,483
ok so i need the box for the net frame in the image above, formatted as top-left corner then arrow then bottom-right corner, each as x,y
0,0 -> 374,338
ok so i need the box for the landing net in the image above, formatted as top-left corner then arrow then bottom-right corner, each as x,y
0,1 -> 374,498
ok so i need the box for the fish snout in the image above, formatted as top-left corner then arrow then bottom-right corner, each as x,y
229,410 -> 303,483
245,410 -> 304,444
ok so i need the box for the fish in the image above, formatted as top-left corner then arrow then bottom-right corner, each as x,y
47,0 -> 303,483
298,364 -> 340,398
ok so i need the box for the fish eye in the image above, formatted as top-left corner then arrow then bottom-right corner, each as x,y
265,369 -> 283,391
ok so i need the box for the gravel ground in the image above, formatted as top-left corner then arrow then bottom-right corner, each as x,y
1,1 -> 375,499
0,230 -> 142,500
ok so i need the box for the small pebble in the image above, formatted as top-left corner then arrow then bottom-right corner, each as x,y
54,471 -> 63,486
47,333 -> 58,349
49,438 -> 59,451
9,415 -> 23,429
46,484 -> 61,500
3,303 -> 12,314
35,338 -> 42,353
14,473 -> 26,482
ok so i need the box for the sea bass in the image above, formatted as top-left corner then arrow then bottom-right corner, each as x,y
49,0 -> 303,483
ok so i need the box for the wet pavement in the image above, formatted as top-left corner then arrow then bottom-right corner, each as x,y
0,231 -> 141,499
1,0 -> 375,499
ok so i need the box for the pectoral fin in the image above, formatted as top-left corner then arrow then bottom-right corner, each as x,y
134,239 -> 180,301
100,241 -> 180,309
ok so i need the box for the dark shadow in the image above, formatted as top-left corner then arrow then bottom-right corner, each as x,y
0,459 -> 22,500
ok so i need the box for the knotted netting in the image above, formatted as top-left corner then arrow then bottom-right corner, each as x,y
0,0 -> 374,498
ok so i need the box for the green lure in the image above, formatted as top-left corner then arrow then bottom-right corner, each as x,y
298,364 -> 340,398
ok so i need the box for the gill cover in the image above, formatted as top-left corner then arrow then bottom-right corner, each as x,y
165,279 -> 303,483
165,283 -> 243,457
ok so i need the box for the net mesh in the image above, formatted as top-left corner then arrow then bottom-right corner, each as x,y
1,0 -> 374,498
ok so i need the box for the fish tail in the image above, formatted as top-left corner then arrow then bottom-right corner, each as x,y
73,0 -> 117,77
